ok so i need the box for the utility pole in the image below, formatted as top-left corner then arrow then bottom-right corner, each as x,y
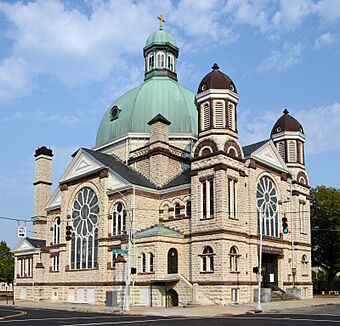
123,187 -> 135,311
255,210 -> 263,312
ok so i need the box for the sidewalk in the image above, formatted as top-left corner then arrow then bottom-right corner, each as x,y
3,296 -> 339,317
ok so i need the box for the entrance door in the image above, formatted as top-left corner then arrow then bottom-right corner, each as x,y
262,253 -> 278,287
166,289 -> 178,307
167,248 -> 178,274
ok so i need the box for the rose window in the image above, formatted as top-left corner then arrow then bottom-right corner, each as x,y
256,176 -> 278,237
70,187 -> 99,269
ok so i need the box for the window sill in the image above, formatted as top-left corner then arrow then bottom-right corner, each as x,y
200,217 -> 215,221
200,271 -> 214,274
138,272 -> 155,275
230,271 -> 240,274
50,270 -> 60,273
302,274 -> 309,277
17,276 -> 33,279
67,267 -> 98,272
228,217 -> 239,220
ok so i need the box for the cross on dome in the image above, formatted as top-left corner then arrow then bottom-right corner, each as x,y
157,14 -> 165,30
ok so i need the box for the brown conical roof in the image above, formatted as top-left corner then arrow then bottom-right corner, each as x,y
271,109 -> 304,136
197,63 -> 237,94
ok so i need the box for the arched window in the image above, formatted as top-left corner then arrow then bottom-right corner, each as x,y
53,216 -> 61,245
163,204 -> 169,220
149,252 -> 154,272
228,147 -> 237,158
228,103 -> 235,130
70,187 -> 99,269
141,253 -> 146,273
174,203 -> 181,218
148,53 -> 154,71
229,246 -> 240,272
203,103 -> 210,130
277,141 -> 285,161
167,54 -> 174,71
257,176 -> 278,237
301,255 -> 308,275
185,201 -> 191,218
202,246 -> 214,272
157,52 -> 165,68
288,140 -> 297,162
200,146 -> 212,156
113,202 -> 127,235
214,101 -> 225,128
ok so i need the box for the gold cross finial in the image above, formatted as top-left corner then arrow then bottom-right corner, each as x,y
157,14 -> 165,29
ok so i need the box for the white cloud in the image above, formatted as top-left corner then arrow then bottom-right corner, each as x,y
0,57 -> 34,101
239,103 -> 340,155
0,0 -> 157,86
315,0 -> 340,25
314,33 -> 336,49
257,43 -> 303,72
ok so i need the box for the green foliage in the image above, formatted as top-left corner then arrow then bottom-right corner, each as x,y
0,241 -> 14,283
311,186 -> 340,290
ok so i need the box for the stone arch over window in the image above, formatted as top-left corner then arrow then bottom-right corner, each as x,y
194,139 -> 218,158
296,171 -> 308,186
229,246 -> 240,272
201,246 -> 214,272
53,216 -> 61,245
160,201 -> 171,220
174,202 -> 181,218
112,201 -> 127,236
224,140 -> 242,159
70,186 -> 99,270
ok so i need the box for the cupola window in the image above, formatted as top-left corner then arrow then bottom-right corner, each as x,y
110,106 -> 121,121
228,103 -> 235,131
214,101 -> 225,128
277,141 -> 285,161
157,51 -> 165,68
148,54 -> 154,71
167,54 -> 174,71
288,140 -> 297,163
202,103 -> 210,130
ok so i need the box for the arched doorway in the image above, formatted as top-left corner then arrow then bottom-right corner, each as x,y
167,248 -> 178,274
166,289 -> 179,307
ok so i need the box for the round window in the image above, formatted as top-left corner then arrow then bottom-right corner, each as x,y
110,106 -> 120,121
201,83 -> 207,91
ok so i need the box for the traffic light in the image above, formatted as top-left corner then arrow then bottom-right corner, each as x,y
131,267 -> 137,275
65,224 -> 72,241
253,266 -> 259,274
282,215 -> 289,234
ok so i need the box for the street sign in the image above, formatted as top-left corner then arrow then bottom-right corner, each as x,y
18,226 -> 26,238
112,249 -> 128,255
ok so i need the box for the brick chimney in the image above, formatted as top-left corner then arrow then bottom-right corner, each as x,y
32,146 -> 53,239
147,114 -> 171,187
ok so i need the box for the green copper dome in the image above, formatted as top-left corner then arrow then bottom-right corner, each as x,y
145,28 -> 177,48
95,76 -> 197,147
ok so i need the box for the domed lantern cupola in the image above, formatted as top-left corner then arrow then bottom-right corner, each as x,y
271,109 -> 306,168
196,63 -> 239,138
143,15 -> 179,81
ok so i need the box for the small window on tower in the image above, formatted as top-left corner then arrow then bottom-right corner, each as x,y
110,106 -> 121,121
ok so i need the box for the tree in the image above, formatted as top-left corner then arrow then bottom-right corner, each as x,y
0,241 -> 14,284
311,186 -> 340,291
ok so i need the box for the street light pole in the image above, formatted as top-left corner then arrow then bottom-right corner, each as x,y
255,210 -> 263,312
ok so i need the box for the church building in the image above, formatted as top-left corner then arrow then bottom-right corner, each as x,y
13,21 -> 312,307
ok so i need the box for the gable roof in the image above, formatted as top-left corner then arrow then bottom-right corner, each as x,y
242,139 -> 269,157
81,148 -> 157,189
162,169 -> 191,189
26,238 -> 46,248
135,224 -> 184,239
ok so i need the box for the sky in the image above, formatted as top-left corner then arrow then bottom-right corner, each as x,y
0,0 -> 340,249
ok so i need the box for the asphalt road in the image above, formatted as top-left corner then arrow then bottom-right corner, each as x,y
0,304 -> 339,325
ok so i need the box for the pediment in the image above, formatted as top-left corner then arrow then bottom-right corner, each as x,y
251,141 -> 288,173
59,149 -> 104,183
13,239 -> 34,253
